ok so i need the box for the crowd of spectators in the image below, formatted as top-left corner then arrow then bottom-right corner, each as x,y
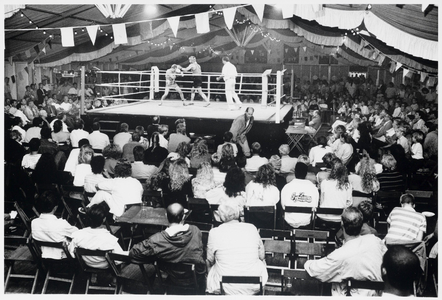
4,74 -> 437,296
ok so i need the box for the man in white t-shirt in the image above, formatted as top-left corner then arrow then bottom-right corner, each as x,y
88,122 -> 110,151
281,162 -> 319,228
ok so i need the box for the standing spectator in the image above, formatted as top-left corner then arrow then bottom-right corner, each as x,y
87,122 -> 110,151
113,123 -> 132,151
334,132 -> 353,165
410,130 -> 424,171
229,107 -> 254,157
36,83 -> 46,106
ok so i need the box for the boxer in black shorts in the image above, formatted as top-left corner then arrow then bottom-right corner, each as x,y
179,56 -> 211,107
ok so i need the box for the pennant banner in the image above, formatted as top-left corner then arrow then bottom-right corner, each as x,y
112,23 -> 128,45
420,71 -> 428,82
281,4 -> 294,19
223,7 -> 236,30
41,47 -> 46,54
60,27 -> 75,47
250,49 -> 254,55
24,66 -> 29,74
8,57 -> 13,66
167,16 -> 180,37
427,77 -> 435,86
25,50 -> 31,58
86,25 -> 99,46
195,12 -> 210,34
252,4 -> 265,23
302,46 -> 307,52
377,53 -> 385,66
395,62 -> 403,72
389,61 -> 396,73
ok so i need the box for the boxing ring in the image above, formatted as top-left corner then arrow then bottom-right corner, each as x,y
82,67 -> 294,156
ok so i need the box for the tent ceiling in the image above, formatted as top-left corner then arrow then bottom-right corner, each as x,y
4,4 -> 438,74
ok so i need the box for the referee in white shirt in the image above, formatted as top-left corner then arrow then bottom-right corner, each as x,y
217,56 -> 242,110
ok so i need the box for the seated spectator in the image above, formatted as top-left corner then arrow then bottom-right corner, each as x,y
304,109 -> 321,135
38,127 -> 59,156
69,118 -> 89,148
21,138 -> 41,170
122,132 -> 145,163
131,145 -> 158,180
168,123 -> 190,153
51,119 -> 70,145
245,164 -> 280,207
206,202 -> 268,295
189,139 -> 211,169
278,144 -> 297,174
31,190 -> 79,259
130,203 -> 206,294
244,142 -> 268,173
395,125 -> 410,154
134,125 -> 149,149
384,193 -> 426,244
73,144 -> 94,187
32,153 -> 72,185
281,162 -> 319,229
64,138 -> 90,176
112,123 -> 132,151
381,245 -> 422,297
334,132 -> 353,165
216,131 -> 238,158
24,117 -> 43,143
215,143 -> 237,174
308,135 -> 332,168
168,141 -> 190,167
102,143 -> 123,178
159,158 -> 194,208
68,203 -> 127,269
84,156 -> 107,194
304,207 -> 387,296
206,166 -> 246,218
335,200 -> 377,247
143,132 -> 169,167
315,152 -> 338,186
157,124 -> 169,149
191,162 -> 217,199
87,159 -> 143,217
376,154 -> 406,192
87,122 -> 110,151
348,156 -> 380,207
317,159 -> 353,222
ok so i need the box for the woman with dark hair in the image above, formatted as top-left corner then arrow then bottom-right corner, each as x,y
32,153 -> 73,185
189,139 -> 212,169
143,131 -> 168,167
317,159 -> 352,222
206,166 -> 246,219
334,132 -> 354,165
245,164 -> 279,207
308,135 -> 332,168
87,158 -> 143,217
51,119 -> 70,145
102,143 -> 122,178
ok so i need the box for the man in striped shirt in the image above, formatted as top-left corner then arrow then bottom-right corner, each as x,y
384,193 -> 426,244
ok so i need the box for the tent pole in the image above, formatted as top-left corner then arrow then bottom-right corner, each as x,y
80,66 -> 85,115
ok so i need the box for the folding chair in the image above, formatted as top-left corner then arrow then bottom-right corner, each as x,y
31,238 -> 77,294
374,190 -> 403,216
244,205 -> 277,230
4,236 -> 41,294
405,189 -> 434,212
313,207 -> 344,233
187,197 -> 214,224
281,268 -> 323,296
59,184 -> 87,226
74,247 -> 117,294
258,228 -> 293,241
209,204 -> 221,227
220,276 -> 264,295
345,279 -> 384,296
282,206 -> 315,230
292,235 -> 327,270
154,260 -> 202,295
105,252 -> 155,294
14,201 -> 37,238
142,189 -> 164,208
263,239 -> 292,293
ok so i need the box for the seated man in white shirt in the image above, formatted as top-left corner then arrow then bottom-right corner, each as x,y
31,190 -> 79,259
131,145 -> 159,180
244,142 -> 268,173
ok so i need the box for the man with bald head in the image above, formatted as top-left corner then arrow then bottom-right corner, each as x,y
304,207 -> 387,296
130,203 -> 206,293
